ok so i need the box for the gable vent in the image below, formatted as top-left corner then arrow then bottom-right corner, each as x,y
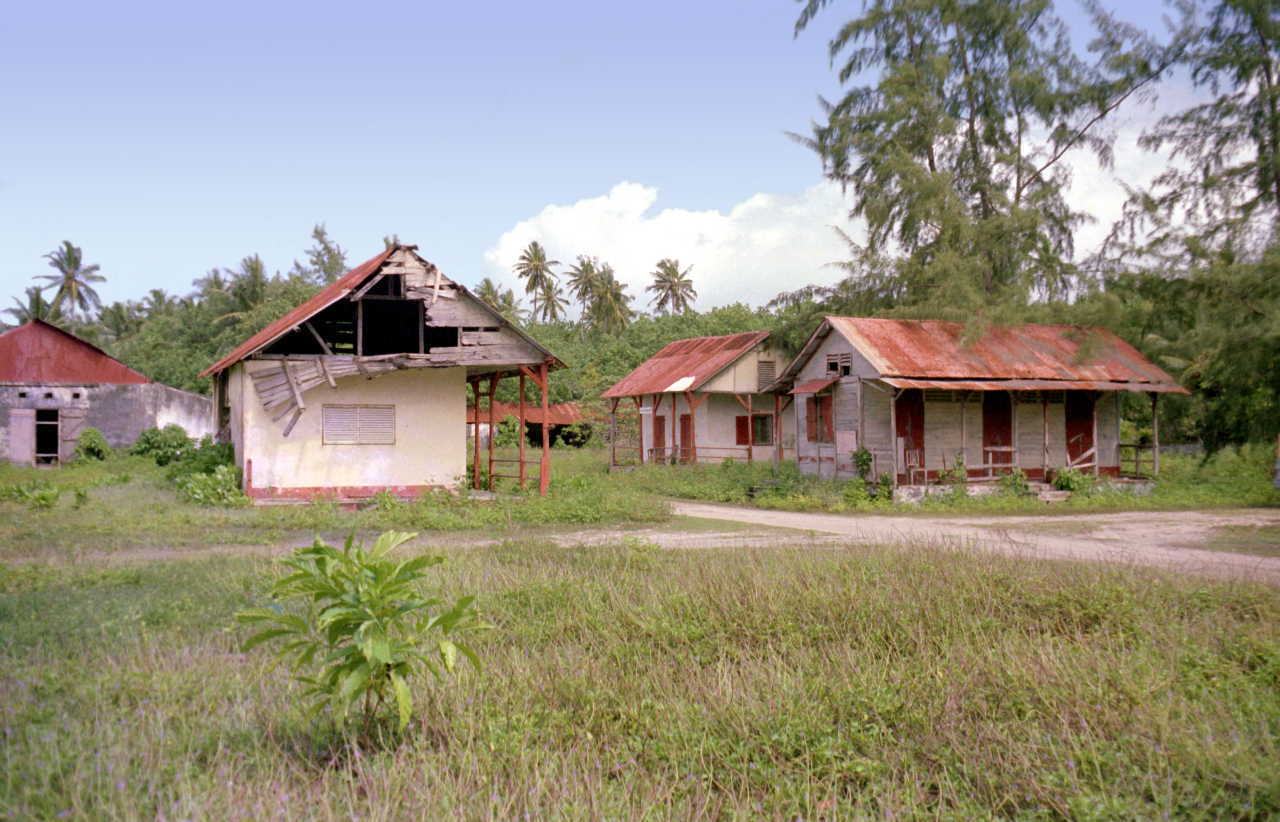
757,360 -> 776,391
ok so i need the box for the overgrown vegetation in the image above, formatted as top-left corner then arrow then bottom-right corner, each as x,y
2,536 -> 1278,818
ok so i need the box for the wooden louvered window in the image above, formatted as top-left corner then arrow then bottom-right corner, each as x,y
322,404 -> 396,445
757,360 -> 776,391
806,396 -> 833,443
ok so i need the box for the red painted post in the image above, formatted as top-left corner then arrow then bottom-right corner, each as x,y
539,362 -> 550,496
470,379 -> 481,490
774,392 -> 782,464
518,372 -> 527,489
488,373 -> 498,492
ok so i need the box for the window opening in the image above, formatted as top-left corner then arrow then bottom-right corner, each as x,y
35,408 -> 59,465
825,353 -> 852,377
757,360 -> 776,391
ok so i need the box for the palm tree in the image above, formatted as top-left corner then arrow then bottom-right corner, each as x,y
474,277 -> 525,322
216,255 -> 271,324
37,241 -> 105,318
143,288 -> 178,317
4,286 -> 66,326
565,256 -> 601,316
588,263 -> 634,334
98,301 -> 141,340
537,279 -> 569,323
646,258 -> 698,314
513,241 -> 559,320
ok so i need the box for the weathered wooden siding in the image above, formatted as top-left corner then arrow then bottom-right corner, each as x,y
1096,391 -> 1120,469
861,381 -> 895,479
924,397 -> 963,470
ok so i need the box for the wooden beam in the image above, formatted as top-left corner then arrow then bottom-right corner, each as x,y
733,394 -> 752,413
304,322 -> 333,355
417,300 -> 425,354
282,361 -> 305,410
1151,392 -> 1160,476
1041,393 -> 1049,473
349,271 -> 388,301
519,364 -> 546,390
633,396 -> 644,464
317,357 -> 336,389
471,380 -> 482,490
488,373 -> 499,492
356,300 -> 364,357
670,393 -> 678,463
282,408 -> 303,438
774,392 -> 782,464
685,391 -> 708,411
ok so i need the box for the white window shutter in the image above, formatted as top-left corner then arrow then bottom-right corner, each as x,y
358,406 -> 395,444
322,406 -> 358,444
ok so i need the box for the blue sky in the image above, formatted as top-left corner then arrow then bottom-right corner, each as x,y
1,0 -> 1181,313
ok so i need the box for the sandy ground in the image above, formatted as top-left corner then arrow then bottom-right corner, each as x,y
657,502 -> 1280,583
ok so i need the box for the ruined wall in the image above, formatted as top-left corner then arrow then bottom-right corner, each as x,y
238,363 -> 465,495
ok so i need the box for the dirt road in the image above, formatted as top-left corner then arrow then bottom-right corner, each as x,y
665,501 -> 1280,583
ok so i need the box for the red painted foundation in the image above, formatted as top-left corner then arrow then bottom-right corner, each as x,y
243,460 -> 448,504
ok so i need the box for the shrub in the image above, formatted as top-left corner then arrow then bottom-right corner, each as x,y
1052,467 -> 1095,494
73,427 -> 112,461
852,447 -> 873,480
842,479 -> 871,507
164,436 -> 233,482
1,479 -> 61,509
998,467 -> 1032,497
237,531 -> 483,733
130,425 -> 192,466
492,415 -> 522,449
175,464 -> 248,507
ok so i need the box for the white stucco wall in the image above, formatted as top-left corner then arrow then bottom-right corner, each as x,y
238,362 -> 466,492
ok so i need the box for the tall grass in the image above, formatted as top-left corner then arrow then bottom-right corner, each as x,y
2,540 -> 1278,818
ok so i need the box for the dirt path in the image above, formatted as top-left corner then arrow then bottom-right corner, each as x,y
666,501 -> 1280,583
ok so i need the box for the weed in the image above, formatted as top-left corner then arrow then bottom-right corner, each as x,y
72,427 -> 112,461
175,465 -> 248,507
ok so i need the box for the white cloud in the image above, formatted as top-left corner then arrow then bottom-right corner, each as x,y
482,181 -> 857,312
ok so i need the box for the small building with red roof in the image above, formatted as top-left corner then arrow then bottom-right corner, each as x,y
1,320 -> 212,465
601,331 -> 794,466
773,316 -> 1187,484
200,243 -> 563,503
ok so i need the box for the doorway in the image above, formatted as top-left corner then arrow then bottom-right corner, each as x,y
895,389 -> 925,481
35,409 -> 59,465
982,392 -> 1013,473
1065,392 -> 1095,467
652,414 -> 666,461
679,413 -> 693,463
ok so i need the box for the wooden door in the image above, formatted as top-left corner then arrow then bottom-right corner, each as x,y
982,392 -> 1013,471
895,389 -> 925,478
679,414 -> 693,463
652,414 -> 666,461
7,408 -> 35,465
59,408 -> 87,465
1065,392 -> 1095,466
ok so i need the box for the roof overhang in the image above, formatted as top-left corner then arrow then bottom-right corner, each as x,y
789,376 -> 839,395
881,377 -> 1189,394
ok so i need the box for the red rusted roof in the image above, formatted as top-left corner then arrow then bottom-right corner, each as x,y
825,317 -> 1185,391
0,320 -> 149,384
466,401 -> 585,426
789,377 -> 838,395
201,245 -> 562,378
883,377 -> 1188,394
601,331 -> 771,398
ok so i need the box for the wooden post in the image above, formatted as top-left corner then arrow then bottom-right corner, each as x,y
1041,393 -> 1049,477
518,373 -> 527,489
633,396 -> 644,464
487,373 -> 498,492
539,361 -> 550,496
774,392 -> 782,464
960,392 -> 968,473
470,379 -> 481,490
608,398 -> 619,470
356,300 -> 363,357
1151,392 -> 1160,476
670,393 -> 678,463
889,389 -> 899,487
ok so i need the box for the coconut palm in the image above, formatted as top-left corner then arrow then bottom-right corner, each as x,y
216,255 -> 272,324
588,263 -> 633,334
4,286 -> 66,326
513,241 -> 559,320
37,241 -> 105,318
474,277 -> 525,322
537,279 -> 569,323
98,301 -> 142,340
565,255 -> 601,315
646,258 -> 697,314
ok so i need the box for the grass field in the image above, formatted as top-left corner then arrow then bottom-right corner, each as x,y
2,537 -> 1278,819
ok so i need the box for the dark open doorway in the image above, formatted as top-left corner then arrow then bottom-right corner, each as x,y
35,409 -> 59,465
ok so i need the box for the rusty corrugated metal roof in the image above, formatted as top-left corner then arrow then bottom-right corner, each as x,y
789,377 -> 838,395
826,317 -> 1185,390
201,245 -> 563,378
882,377 -> 1189,394
0,320 -> 149,384
466,401 -> 585,425
601,331 -> 771,398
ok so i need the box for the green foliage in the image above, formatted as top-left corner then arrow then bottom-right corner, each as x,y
852,447 -> 873,480
1051,467 -> 1095,495
175,465 -> 248,507
72,427 -> 111,462
841,479 -> 871,507
163,436 -> 233,482
997,468 -> 1031,498
1,479 -> 62,510
237,531 -> 482,732
130,424 -> 193,466
492,415 -> 522,449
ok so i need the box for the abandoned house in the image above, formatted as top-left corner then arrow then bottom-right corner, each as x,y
0,319 -> 212,466
602,331 -> 795,467
772,317 -> 1187,484
200,244 -> 563,503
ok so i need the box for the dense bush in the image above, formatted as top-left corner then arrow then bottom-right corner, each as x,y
174,465 -> 248,507
1051,467 -> 1095,494
164,437 -> 234,482
129,425 -> 192,466
72,427 -> 112,462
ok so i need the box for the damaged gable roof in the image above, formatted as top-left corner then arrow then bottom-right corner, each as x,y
602,331 -> 771,398
0,320 -> 150,384
200,245 -> 562,377
801,317 -> 1186,392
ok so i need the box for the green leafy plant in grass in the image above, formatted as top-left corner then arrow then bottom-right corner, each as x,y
237,531 -> 483,734
129,424 -> 192,466
1052,467 -> 1095,494
1,479 -> 61,509
998,467 -> 1031,497
492,415 -> 522,449
73,427 -> 112,461
842,478 -> 871,507
852,447 -> 873,480
876,472 -> 894,501
164,436 -> 233,482
175,464 -> 248,507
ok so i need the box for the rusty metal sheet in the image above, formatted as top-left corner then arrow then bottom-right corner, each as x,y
466,401 -> 585,426
789,377 -> 838,395
0,320 -> 149,384
881,377 -> 1189,394
829,317 -> 1185,391
602,331 -> 771,398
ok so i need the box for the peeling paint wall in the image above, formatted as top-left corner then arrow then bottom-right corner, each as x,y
238,362 -> 466,493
